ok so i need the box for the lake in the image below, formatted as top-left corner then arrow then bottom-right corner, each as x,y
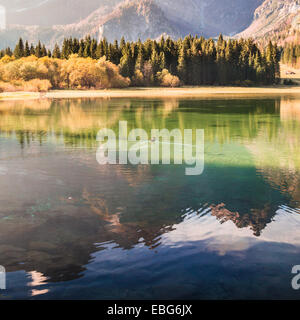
0,95 -> 300,299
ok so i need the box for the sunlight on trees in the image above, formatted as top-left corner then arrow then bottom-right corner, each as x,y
0,35 -> 281,92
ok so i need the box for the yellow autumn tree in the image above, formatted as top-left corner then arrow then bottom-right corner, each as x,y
0,55 -> 130,92
60,55 -> 130,89
157,69 -> 180,87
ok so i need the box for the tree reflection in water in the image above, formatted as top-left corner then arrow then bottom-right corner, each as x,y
0,96 -> 299,295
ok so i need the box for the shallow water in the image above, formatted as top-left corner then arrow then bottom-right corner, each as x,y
0,96 -> 300,299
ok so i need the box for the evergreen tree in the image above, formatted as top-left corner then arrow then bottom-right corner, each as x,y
41,45 -> 48,57
112,40 -> 121,65
90,39 -> 98,59
120,37 -> 126,51
61,38 -> 71,59
151,45 -> 161,76
52,43 -> 61,59
177,42 -> 189,83
72,38 -> 80,54
24,41 -> 31,57
30,44 -> 35,56
5,47 -> 13,56
78,40 -> 85,57
135,43 -> 145,70
83,36 -> 92,58
14,38 -> 25,59
35,41 -> 43,58
119,44 -> 135,78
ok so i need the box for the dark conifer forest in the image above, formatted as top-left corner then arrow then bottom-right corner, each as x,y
282,43 -> 300,68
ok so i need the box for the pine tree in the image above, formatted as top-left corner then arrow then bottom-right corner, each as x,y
72,38 -> 80,54
78,40 -> 85,57
14,38 -> 25,59
177,41 -> 189,84
119,45 -> 135,78
41,45 -> 47,57
24,41 -> 31,57
112,40 -> 121,65
52,43 -> 61,59
61,38 -> 71,59
265,41 -> 276,84
135,42 -> 145,71
5,47 -> 13,56
151,46 -> 160,76
159,52 -> 166,71
35,41 -> 43,58
30,44 -> 35,56
96,41 -> 104,59
190,38 -> 202,85
120,37 -> 126,51
83,36 -> 92,58
90,39 -> 98,59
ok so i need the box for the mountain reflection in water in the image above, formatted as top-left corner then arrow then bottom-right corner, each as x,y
0,96 -> 300,299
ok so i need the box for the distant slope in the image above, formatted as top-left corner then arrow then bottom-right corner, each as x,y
157,0 -> 264,37
237,0 -> 300,46
1,0 -> 122,26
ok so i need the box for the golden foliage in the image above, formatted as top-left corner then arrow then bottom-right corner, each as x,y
0,55 -> 130,92
157,69 -> 181,87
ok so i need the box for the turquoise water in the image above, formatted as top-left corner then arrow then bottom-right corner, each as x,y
0,96 -> 300,299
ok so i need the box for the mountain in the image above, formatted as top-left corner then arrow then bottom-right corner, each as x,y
0,0 -> 272,49
1,0 -> 263,32
94,0 -> 181,42
236,0 -> 300,46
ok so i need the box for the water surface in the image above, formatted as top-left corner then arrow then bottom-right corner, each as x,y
0,96 -> 300,299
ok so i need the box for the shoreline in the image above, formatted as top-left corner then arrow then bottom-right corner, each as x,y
1,86 -> 300,101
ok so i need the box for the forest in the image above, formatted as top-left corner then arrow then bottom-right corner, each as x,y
0,35 -> 281,92
281,43 -> 300,68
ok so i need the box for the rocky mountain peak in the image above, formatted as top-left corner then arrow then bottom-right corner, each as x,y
237,0 -> 300,45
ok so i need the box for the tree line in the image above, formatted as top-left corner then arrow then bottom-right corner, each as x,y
0,35 -> 281,86
281,43 -> 300,68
